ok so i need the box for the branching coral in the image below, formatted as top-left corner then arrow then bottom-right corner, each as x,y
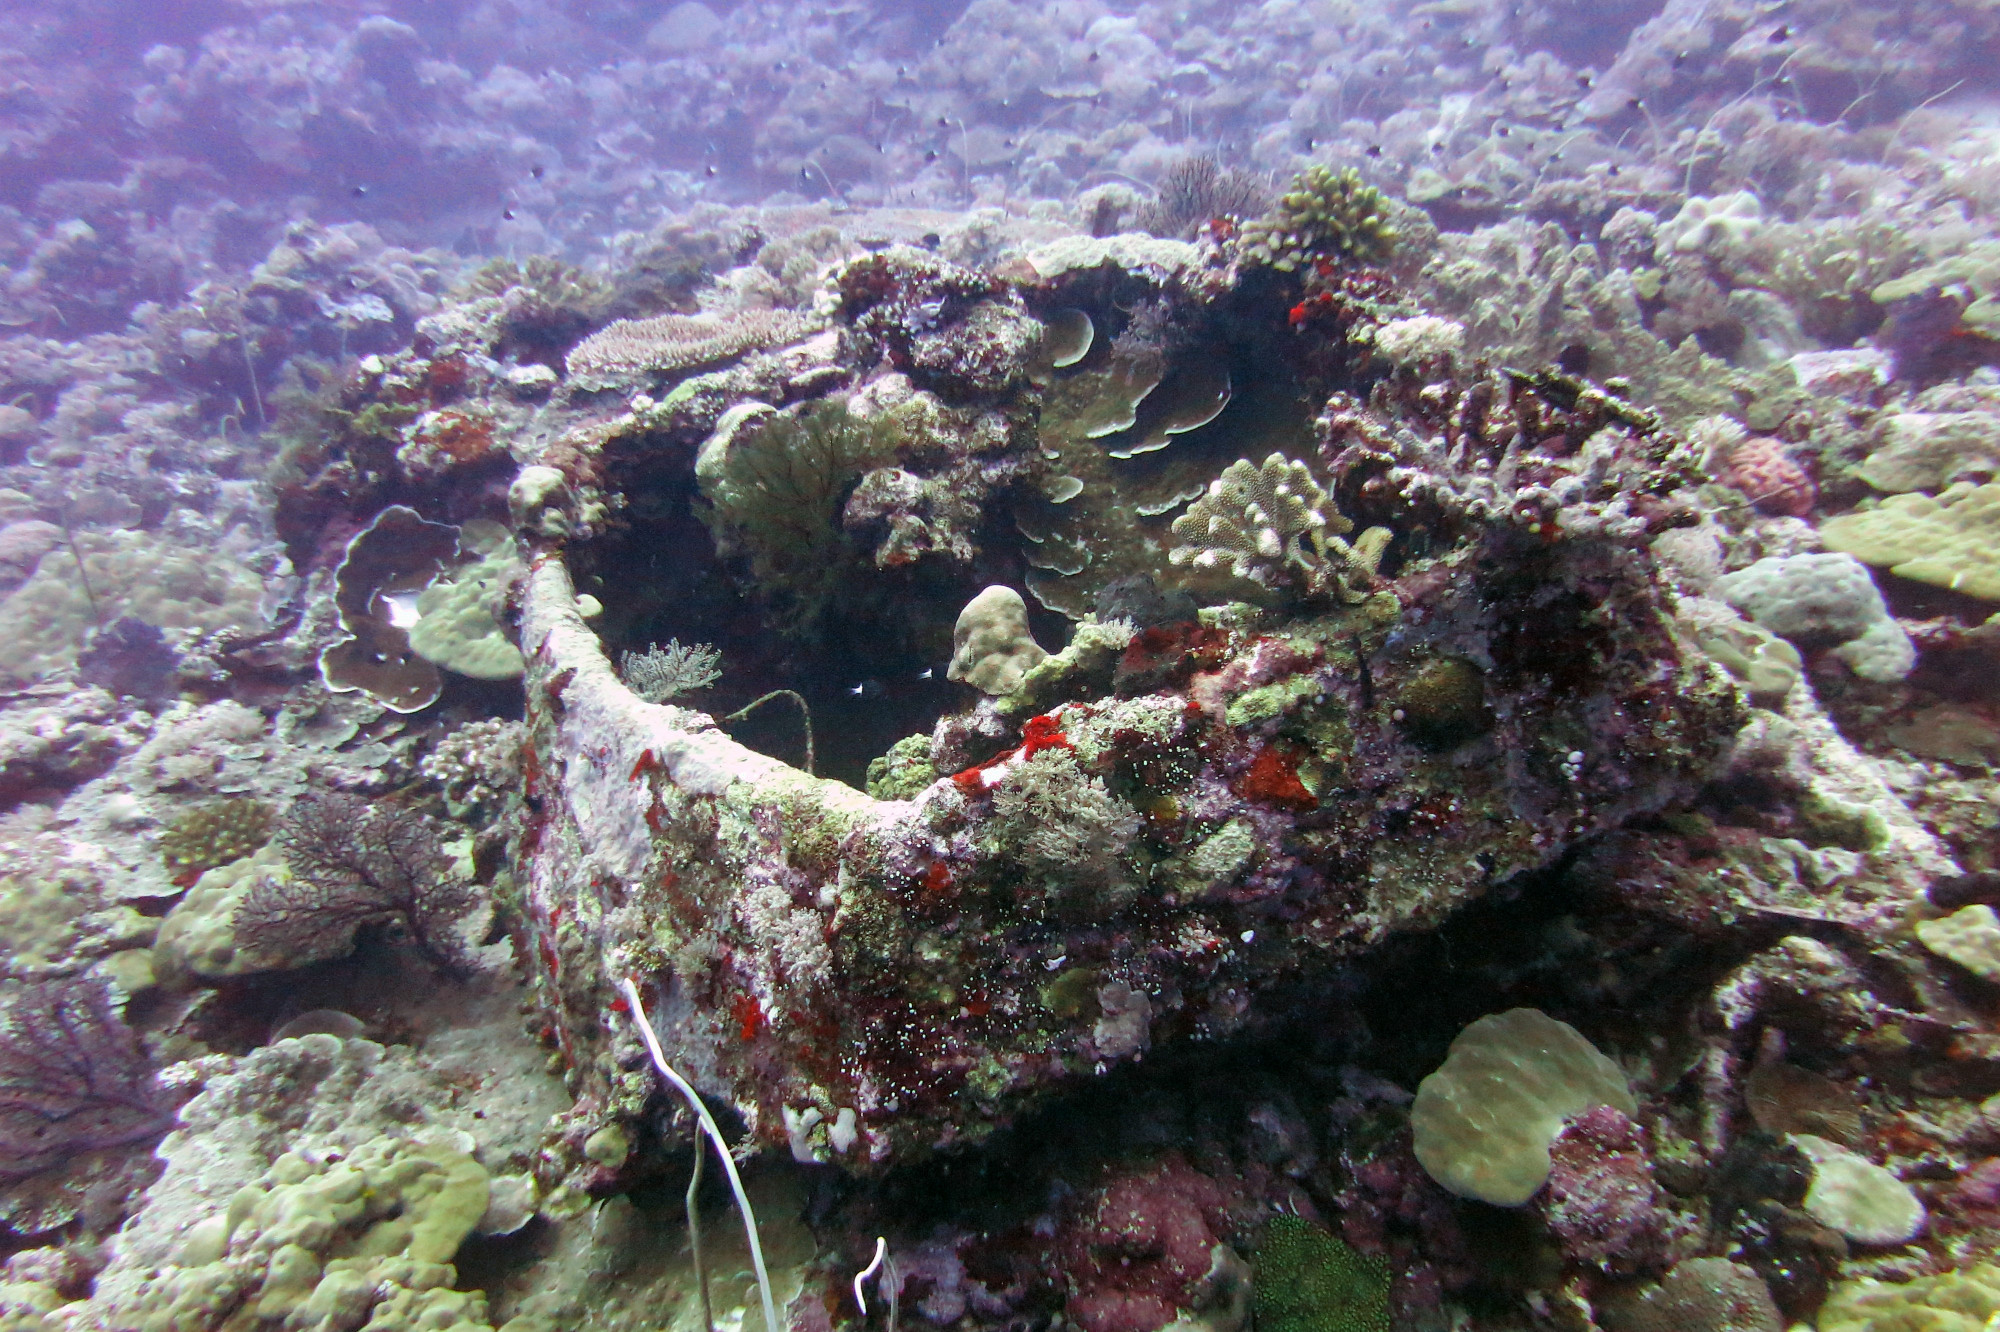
1168,454 -> 1388,603
1237,166 -> 1397,272
239,791 -> 479,976
0,977 -> 172,1179
621,639 -> 723,702
565,309 -> 811,380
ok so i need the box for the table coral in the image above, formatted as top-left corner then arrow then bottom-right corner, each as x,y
566,310 -> 812,381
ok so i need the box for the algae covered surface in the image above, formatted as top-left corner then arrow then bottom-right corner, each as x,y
4,1 -> 2000,1330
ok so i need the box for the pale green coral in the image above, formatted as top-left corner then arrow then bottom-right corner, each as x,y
0,529 -> 267,686
409,532 -> 525,681
1820,483 -> 2000,601
1818,1260 -> 2000,1331
865,734 -> 936,800
1238,166 -> 1398,272
129,1134 -> 494,1332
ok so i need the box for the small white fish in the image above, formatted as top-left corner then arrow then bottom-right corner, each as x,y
918,668 -> 933,680
848,682 -> 866,696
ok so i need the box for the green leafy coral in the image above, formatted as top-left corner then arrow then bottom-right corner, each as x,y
695,398 -> 900,636
1238,166 -> 1398,272
1253,1215 -> 1390,1332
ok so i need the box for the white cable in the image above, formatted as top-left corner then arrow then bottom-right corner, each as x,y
618,976 -> 780,1332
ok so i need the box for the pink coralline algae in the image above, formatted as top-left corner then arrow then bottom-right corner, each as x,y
1539,1105 -> 1674,1276
1725,436 -> 1816,517
1059,1155 -> 1244,1332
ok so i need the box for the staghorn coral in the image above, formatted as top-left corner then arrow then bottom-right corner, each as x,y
156,798 -> 272,882
0,977 -> 172,1180
1168,454 -> 1387,604
239,791 -> 480,977
564,309 -> 811,380
1237,166 -> 1397,273
620,639 -> 723,703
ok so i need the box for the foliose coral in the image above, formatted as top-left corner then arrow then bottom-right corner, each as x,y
1820,482 -> 2000,601
1237,166 -> 1397,273
695,397 -> 900,636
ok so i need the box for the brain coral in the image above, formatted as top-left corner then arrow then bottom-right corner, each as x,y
1410,1008 -> 1636,1206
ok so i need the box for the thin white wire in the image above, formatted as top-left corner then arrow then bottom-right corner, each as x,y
617,976 -> 781,1332
853,1236 -> 887,1316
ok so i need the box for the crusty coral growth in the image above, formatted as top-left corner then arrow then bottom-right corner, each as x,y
1238,166 -> 1397,272
157,798 -> 272,882
462,255 -> 614,353
420,718 -> 524,818
241,791 -> 479,976
565,308 -> 810,379
1169,453 -> 1386,603
0,977 -> 173,1179
1136,156 -> 1271,241
621,639 -> 723,702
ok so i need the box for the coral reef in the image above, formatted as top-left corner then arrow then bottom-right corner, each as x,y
8,3 -> 2000,1322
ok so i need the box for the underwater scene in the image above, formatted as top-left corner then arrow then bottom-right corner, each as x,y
5,0 -> 2000,1327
